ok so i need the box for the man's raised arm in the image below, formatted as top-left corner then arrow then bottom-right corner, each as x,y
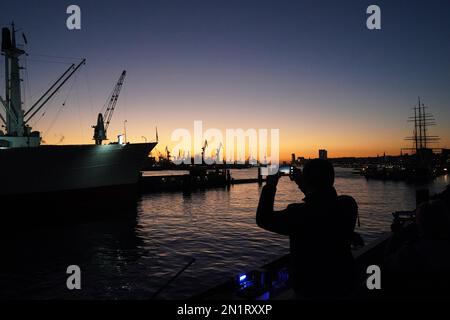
256,183 -> 292,236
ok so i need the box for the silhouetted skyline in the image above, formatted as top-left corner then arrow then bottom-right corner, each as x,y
1,0 -> 450,159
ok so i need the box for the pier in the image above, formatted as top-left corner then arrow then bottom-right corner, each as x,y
139,167 -> 266,192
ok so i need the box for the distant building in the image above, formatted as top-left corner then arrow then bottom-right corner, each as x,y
319,149 -> 328,160
291,153 -> 296,164
297,157 -> 306,166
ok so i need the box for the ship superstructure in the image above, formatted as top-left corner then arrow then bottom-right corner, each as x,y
0,23 -> 156,199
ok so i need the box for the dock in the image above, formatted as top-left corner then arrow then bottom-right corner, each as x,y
139,167 -> 266,193
193,232 -> 393,300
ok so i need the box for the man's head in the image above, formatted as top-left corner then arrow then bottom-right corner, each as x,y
298,159 -> 335,195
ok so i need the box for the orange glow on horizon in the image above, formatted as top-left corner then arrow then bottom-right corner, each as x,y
36,100 -> 450,161
43,129 -> 450,161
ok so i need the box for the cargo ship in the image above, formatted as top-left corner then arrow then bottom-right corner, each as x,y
0,24 -> 156,214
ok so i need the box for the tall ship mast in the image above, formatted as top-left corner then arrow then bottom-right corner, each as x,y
0,23 -> 157,207
404,97 -> 440,153
364,98 -> 444,181
400,97 -> 441,180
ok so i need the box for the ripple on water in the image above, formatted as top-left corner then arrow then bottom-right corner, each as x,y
1,168 -> 448,299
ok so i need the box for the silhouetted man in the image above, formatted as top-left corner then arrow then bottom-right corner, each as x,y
256,159 -> 358,298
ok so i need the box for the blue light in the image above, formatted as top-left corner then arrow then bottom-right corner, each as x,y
239,274 -> 247,282
256,291 -> 270,300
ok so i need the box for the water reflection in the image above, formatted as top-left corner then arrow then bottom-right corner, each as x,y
0,211 -> 149,299
0,169 -> 448,299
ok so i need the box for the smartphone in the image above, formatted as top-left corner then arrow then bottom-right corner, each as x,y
278,165 -> 292,175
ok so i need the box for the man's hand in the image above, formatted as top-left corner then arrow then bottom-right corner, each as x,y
266,172 -> 280,188
291,167 -> 304,188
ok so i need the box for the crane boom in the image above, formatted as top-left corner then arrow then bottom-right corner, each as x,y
104,70 -> 126,131
24,59 -> 86,124
93,70 -> 126,145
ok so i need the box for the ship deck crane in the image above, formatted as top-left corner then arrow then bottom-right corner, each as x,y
1,23 -> 85,146
93,70 -> 126,145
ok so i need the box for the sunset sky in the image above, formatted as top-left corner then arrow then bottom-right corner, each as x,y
1,0 -> 450,160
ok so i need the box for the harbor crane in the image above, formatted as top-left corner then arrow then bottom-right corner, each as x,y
165,146 -> 171,161
153,147 -> 164,160
93,70 -> 126,145
201,139 -> 208,164
215,142 -> 222,163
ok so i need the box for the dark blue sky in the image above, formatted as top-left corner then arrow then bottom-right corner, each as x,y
1,0 -> 450,156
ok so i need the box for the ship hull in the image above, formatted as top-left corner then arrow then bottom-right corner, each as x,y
0,142 -> 156,196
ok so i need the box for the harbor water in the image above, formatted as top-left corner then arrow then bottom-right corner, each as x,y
1,168 -> 448,299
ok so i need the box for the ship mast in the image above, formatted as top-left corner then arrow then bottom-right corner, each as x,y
1,23 -> 85,148
404,97 -> 440,153
1,22 -> 25,136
